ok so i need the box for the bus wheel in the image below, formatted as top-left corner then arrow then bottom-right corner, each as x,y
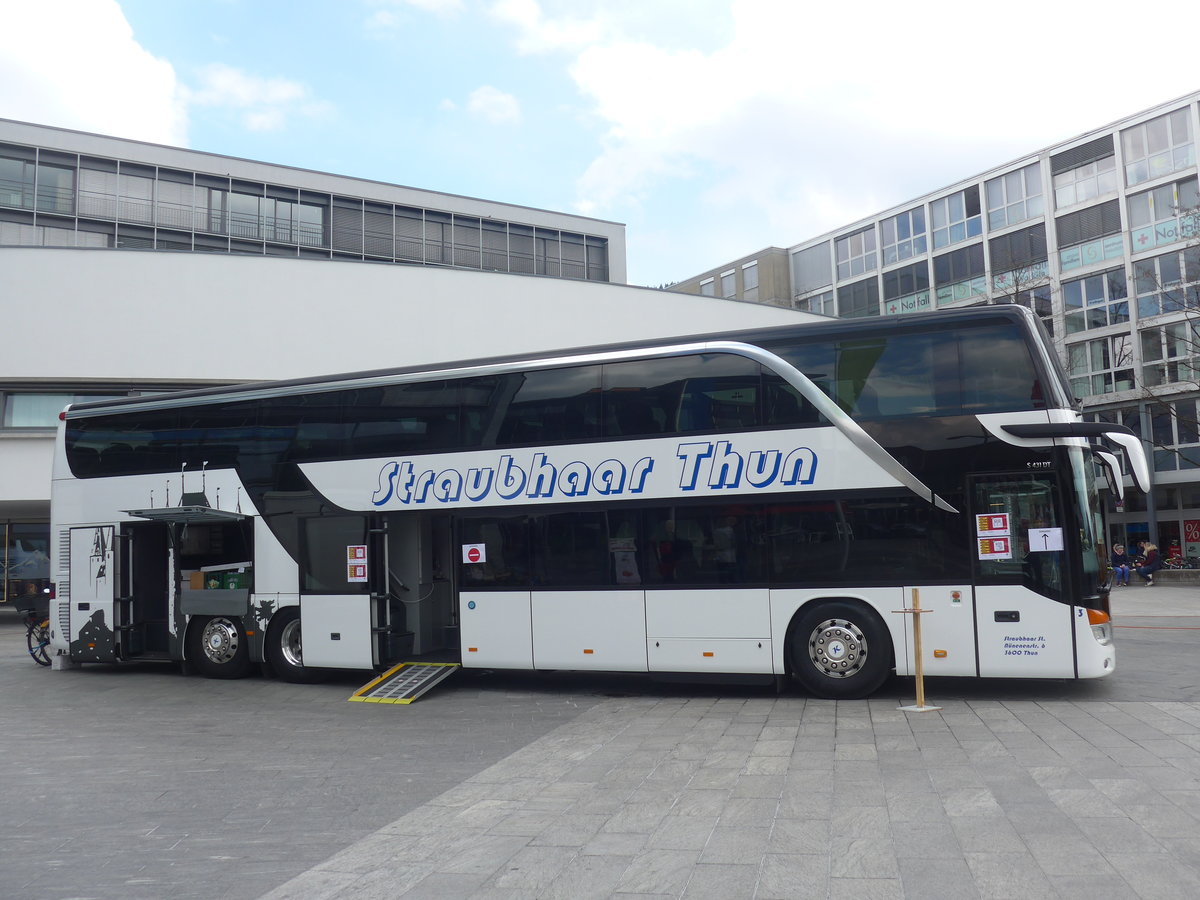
266,608 -> 325,684
186,615 -> 252,679
787,601 -> 890,700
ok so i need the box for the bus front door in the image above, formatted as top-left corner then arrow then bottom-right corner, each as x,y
970,473 -> 1075,678
67,525 -> 117,663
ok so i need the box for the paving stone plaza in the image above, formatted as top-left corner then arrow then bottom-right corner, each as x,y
3,584 -> 1198,899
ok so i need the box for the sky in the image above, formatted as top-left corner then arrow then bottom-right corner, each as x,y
2,0 -> 1198,287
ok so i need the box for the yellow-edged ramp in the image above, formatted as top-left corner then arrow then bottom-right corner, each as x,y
349,662 -> 459,704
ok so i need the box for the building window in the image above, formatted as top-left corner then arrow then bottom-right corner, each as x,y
990,224 -> 1048,298
882,261 -> 931,315
1133,248 -> 1200,318
118,171 -> 154,224
1057,200 -> 1124,272
880,208 -> 926,265
1141,323 -> 1200,388
1,391 -> 123,427
836,277 -> 880,318
986,163 -> 1043,230
1122,108 -> 1195,187
1063,267 -> 1128,334
1139,398 -> 1200,472
36,163 -> 74,215
794,289 -> 834,315
720,269 -> 736,299
931,187 -> 981,249
791,242 -> 832,296
742,261 -> 759,302
1054,155 -> 1117,210
1006,286 -> 1055,338
1067,335 -> 1133,398
1128,176 -> 1199,253
932,243 -> 986,305
835,227 -> 876,279
0,154 -> 35,209
700,277 -> 715,297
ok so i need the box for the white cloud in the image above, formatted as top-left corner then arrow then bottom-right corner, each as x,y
186,63 -> 330,132
366,0 -> 466,29
466,85 -> 522,124
493,0 -> 1200,275
0,0 -> 186,144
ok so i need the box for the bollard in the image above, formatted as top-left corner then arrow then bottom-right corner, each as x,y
893,588 -> 941,712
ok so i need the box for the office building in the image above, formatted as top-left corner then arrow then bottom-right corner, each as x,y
673,91 -> 1200,556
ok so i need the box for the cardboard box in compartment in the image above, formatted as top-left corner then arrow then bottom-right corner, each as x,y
187,571 -> 204,590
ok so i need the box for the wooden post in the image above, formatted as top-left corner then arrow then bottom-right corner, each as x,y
893,587 -> 941,712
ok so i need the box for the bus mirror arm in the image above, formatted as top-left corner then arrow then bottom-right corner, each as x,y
1089,445 -> 1124,501
1000,422 -> 1150,494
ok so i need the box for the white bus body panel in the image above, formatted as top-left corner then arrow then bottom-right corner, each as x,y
298,595 -> 374,669
974,586 -> 1076,677
459,591 -> 533,668
645,589 -> 772,674
254,517 -> 298,594
532,590 -> 647,671
895,585 -> 977,677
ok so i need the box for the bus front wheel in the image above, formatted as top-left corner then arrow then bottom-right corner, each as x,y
787,601 -> 891,700
266,608 -> 325,683
186,615 -> 252,679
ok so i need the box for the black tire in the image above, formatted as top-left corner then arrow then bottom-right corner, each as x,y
787,600 -> 892,699
265,607 -> 325,684
185,615 -> 252,679
26,619 -> 51,666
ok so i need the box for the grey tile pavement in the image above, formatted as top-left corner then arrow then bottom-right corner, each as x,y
255,584 -> 1200,900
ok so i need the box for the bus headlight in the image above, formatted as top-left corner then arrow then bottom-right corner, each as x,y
1087,608 -> 1112,646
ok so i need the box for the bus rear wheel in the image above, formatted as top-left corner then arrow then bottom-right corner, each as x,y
787,601 -> 891,699
266,608 -> 325,683
186,615 -> 252,679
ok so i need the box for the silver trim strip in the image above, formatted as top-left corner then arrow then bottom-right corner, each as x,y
68,339 -> 958,512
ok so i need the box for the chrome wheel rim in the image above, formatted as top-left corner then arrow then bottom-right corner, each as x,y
807,618 -> 867,679
280,618 -> 303,668
201,617 -> 241,665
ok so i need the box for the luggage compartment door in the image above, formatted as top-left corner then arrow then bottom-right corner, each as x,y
68,525 -> 117,662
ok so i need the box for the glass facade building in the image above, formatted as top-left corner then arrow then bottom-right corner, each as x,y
676,92 -> 1200,556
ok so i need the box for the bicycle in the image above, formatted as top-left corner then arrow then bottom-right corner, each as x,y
22,608 -> 51,666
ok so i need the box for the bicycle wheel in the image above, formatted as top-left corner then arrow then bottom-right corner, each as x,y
27,619 -> 51,666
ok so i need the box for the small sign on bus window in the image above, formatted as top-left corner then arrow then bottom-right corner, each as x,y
978,537 -> 1012,560
462,543 -> 486,564
347,544 -> 368,583
976,514 -> 1010,537
1028,527 -> 1064,552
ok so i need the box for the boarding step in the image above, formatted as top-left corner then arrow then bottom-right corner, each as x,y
349,662 -> 459,704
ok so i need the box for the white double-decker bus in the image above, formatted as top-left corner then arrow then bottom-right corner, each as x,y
48,306 -> 1148,698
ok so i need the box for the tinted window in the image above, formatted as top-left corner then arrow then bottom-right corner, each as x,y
67,409 -> 181,477
601,357 -> 686,438
300,515 -> 368,593
675,354 -> 760,432
496,366 -> 601,446
767,320 -> 1044,418
456,497 -> 963,589
177,400 -> 261,471
531,511 -> 610,586
345,380 -> 466,456
458,514 -> 531,587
